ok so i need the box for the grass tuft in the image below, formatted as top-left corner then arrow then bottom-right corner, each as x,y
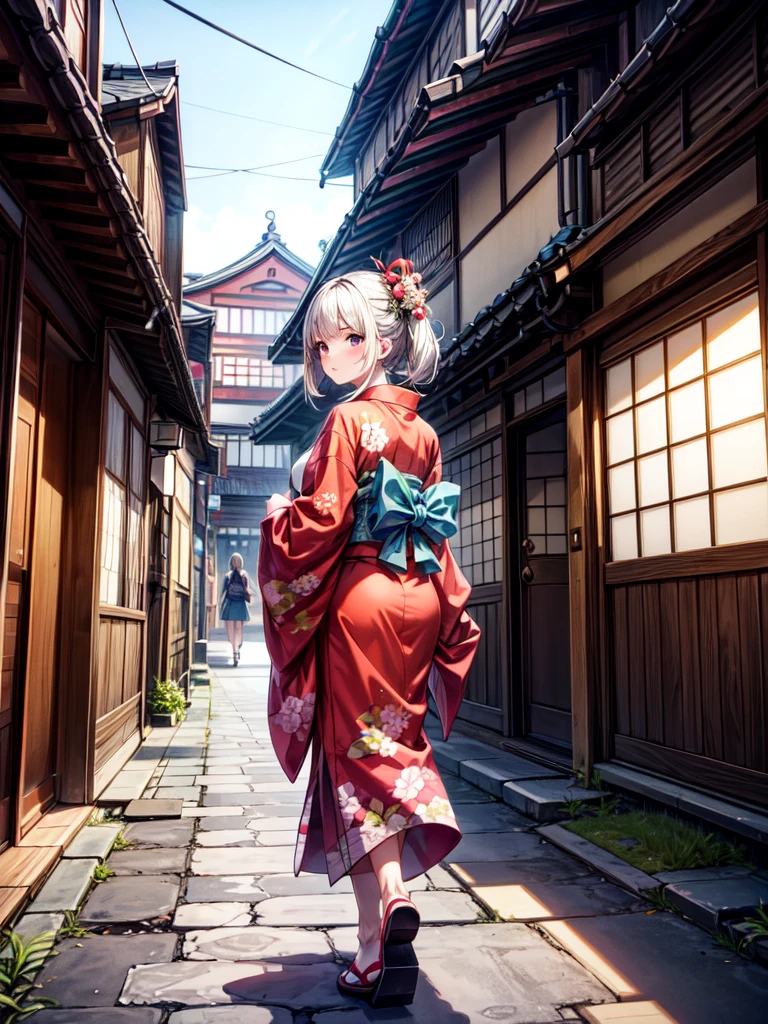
565,810 -> 751,874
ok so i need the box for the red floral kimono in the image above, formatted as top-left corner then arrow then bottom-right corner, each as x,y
258,384 -> 480,884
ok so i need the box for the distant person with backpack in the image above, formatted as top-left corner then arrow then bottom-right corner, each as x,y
220,552 -> 251,665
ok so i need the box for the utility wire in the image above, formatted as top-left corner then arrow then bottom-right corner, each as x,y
185,154 -> 327,173
160,0 -> 351,90
183,100 -> 336,137
185,168 -> 352,186
110,0 -> 166,99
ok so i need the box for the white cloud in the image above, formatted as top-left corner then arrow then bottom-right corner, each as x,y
339,30 -> 358,48
304,34 -> 325,57
183,184 -> 354,276
330,7 -> 350,27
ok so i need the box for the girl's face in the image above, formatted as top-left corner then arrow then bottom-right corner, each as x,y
315,325 -> 391,387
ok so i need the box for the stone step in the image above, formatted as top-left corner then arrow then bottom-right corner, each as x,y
27,856 -> 99,913
502,778 -> 604,822
63,823 -> 122,861
664,870 -> 768,932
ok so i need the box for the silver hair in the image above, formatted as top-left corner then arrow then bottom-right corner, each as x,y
229,552 -> 244,570
302,269 -> 441,402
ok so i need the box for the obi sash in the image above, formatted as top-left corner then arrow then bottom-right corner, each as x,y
350,458 -> 460,575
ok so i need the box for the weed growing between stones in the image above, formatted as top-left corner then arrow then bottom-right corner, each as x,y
0,929 -> 59,1021
92,864 -> 115,883
566,810 -> 752,873
58,912 -> 87,940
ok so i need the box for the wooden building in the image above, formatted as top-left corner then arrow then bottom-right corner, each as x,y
0,2 -> 208,922
256,0 -> 768,811
183,217 -> 312,611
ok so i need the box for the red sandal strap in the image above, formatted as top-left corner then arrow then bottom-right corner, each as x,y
341,958 -> 382,988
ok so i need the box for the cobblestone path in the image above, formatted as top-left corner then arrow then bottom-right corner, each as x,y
30,641 -> 768,1023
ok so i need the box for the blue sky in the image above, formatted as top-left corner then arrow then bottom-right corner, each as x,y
104,1 -> 391,272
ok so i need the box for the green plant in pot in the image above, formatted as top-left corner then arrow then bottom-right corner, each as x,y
149,678 -> 186,726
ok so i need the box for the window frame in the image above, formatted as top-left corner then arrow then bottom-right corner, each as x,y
100,380 -> 148,610
602,275 -> 768,578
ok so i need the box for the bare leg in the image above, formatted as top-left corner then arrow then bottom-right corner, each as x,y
368,831 -> 409,909
225,620 -> 237,660
233,620 -> 243,651
345,863 -> 382,983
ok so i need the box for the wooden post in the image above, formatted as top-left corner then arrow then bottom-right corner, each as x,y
566,346 -> 601,778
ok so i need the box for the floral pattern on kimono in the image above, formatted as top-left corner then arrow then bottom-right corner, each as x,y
259,385 -> 481,882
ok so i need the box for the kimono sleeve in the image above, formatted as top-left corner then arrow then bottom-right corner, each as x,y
424,448 -> 481,739
259,405 -> 358,669
258,407 -> 359,780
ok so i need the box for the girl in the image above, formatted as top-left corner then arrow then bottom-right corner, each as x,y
220,552 -> 251,666
258,260 -> 480,1008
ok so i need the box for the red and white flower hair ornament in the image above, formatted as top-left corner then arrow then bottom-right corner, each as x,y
371,257 -> 429,321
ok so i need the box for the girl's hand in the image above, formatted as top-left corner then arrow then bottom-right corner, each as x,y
267,492 -> 292,515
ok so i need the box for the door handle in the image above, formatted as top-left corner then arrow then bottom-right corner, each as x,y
521,537 -> 535,583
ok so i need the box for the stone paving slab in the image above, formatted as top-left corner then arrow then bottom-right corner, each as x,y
326,922 -> 611,1022
254,894 -> 359,926
246,810 -> 302,824
173,902 -> 252,929
197,816 -> 253,831
36,1011 -> 163,1023
28,857 -> 99,912
120,960 -> 354,1010
125,799 -> 183,820
109,850 -> 188,875
152,786 -> 202,801
541,911 -> 768,1022
203,783 -> 253,794
442,775 -> 496,803
665,874 -> 768,931
256,873 -> 354,898
192,847 -> 294,875
503,778 -> 604,821
447,849 -> 594,888
184,875 -> 270,903
38,934 -> 176,1007
80,875 -> 181,923
123,820 -> 195,848
195,829 -> 258,847
182,805 -> 246,817
430,737 -> 501,773
10,911 -> 63,946
154,776 -> 195,787
253,830 -> 296,847
472,877 -> 643,921
168,1009 -> 291,1024
454,801 -> 534,833
63,824 -> 122,860
460,755 -> 562,795
162,764 -> 204,776
449,830 -> 547,862
203,792 -> 304,807
183,925 -> 335,962
410,889 -> 482,923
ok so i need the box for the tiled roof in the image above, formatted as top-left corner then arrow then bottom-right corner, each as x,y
101,61 -> 177,109
183,238 -> 314,294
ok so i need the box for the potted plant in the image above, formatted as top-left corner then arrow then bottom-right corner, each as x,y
148,677 -> 186,727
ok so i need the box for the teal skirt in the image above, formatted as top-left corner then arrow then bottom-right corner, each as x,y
220,596 -> 250,622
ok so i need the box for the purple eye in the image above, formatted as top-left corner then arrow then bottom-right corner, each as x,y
317,342 -> 329,355
349,334 -> 362,347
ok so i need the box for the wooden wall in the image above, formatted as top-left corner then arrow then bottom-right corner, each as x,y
610,569 -> 768,802
94,612 -> 143,775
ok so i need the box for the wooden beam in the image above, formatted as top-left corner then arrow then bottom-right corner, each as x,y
63,247 -> 131,273
565,201 -> 768,351
49,227 -> 124,254
24,184 -> 101,211
4,159 -> 87,186
0,102 -> 52,128
566,346 -> 600,777
568,82 -> 768,275
0,62 -> 22,88
40,207 -> 115,237
79,268 -> 142,295
0,135 -> 70,157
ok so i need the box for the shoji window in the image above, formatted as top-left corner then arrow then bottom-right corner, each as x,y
100,387 -> 146,608
605,291 -> 768,560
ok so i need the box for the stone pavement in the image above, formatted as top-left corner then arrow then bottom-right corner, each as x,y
28,641 -> 768,1023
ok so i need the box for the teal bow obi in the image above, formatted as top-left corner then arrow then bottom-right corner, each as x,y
350,458 -> 460,575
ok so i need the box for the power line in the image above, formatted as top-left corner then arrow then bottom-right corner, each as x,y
183,100 -> 336,137
185,168 -> 352,186
111,0 -> 165,98
185,154 -> 327,173
160,0 -> 351,91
